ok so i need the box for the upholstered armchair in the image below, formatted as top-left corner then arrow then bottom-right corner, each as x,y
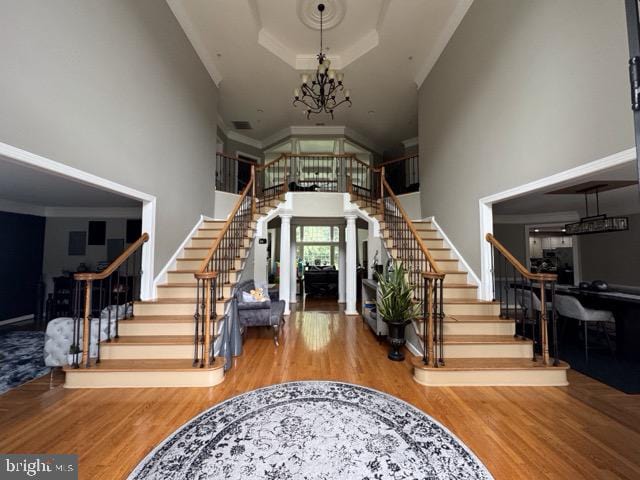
235,280 -> 271,327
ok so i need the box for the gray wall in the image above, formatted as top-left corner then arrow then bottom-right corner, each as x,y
493,223 -> 526,265
42,217 -> 135,293
418,0 -> 634,274
0,0 -> 219,273
580,213 -> 640,286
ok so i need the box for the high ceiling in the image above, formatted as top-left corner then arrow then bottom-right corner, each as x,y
493,162 -> 640,217
167,0 -> 473,150
0,156 -> 141,208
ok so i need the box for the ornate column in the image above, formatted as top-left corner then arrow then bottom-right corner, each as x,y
338,224 -> 346,303
345,213 -> 358,315
279,214 -> 292,314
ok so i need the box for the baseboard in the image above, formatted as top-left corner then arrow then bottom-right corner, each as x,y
424,216 -> 482,292
153,215 -> 206,294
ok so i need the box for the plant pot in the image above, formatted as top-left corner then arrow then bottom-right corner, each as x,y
67,352 -> 82,366
385,321 -> 410,362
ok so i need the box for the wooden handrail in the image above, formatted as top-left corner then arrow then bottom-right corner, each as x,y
74,233 -> 149,281
197,174 -> 254,274
380,153 -> 418,167
217,152 -> 256,165
382,178 -> 443,276
256,153 -> 286,170
485,233 -> 557,282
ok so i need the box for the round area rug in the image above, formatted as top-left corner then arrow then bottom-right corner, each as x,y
128,381 -> 493,480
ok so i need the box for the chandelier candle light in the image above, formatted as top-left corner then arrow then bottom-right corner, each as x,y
293,3 -> 351,119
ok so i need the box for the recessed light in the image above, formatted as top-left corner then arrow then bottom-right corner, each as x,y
216,53 -> 222,58
534,229 -> 540,232
408,55 -> 413,60
368,110 -> 375,115
257,109 -> 264,114
562,228 -> 566,232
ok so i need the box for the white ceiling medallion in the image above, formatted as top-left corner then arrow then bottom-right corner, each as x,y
297,0 -> 346,31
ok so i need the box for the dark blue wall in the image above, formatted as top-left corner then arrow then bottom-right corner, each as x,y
0,211 -> 46,320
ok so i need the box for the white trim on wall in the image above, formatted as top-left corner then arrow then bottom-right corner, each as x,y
425,216 -> 481,289
0,141 -> 157,301
153,214 -> 206,292
478,147 -> 636,301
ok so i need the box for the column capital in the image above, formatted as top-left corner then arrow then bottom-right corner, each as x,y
280,213 -> 292,222
345,212 -> 357,222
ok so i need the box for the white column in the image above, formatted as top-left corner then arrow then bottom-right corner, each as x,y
279,214 -> 292,314
290,223 -> 297,304
345,214 -> 358,315
338,225 -> 346,303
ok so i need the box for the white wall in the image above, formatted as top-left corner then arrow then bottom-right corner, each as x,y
0,0 -> 219,274
418,0 -> 634,274
214,191 -> 241,219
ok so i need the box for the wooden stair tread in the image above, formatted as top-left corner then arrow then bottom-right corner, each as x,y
63,358 -> 224,372
123,316 -> 194,323
137,297 -> 231,304
443,284 -> 477,289
444,334 -> 531,344
443,299 -> 497,304
106,335 -> 195,345
447,315 -> 513,323
411,356 -> 569,371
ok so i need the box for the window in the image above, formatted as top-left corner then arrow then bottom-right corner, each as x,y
295,226 -> 340,267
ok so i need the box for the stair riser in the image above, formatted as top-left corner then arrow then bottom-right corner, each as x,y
99,344 -> 194,360
413,368 -> 568,387
430,250 -> 452,260
443,322 -> 515,336
190,238 -> 251,249
444,303 -> 500,316
118,322 -> 204,336
444,342 -> 533,358
194,229 -> 222,238
442,273 -> 468,284
64,368 -> 224,388
436,260 -> 460,271
136,301 -> 227,316
158,285 -> 233,299
167,271 -> 240,284
182,249 -> 209,259
442,288 -> 478,299
177,258 -> 244,271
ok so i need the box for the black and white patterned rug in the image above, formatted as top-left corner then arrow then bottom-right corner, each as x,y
0,331 -> 50,395
129,381 -> 493,479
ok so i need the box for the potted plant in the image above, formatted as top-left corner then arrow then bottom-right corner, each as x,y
67,344 -> 82,366
376,261 -> 421,361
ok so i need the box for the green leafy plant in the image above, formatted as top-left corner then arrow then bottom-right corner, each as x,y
375,261 -> 422,324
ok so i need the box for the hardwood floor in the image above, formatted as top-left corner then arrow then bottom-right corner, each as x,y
1,302 -> 639,479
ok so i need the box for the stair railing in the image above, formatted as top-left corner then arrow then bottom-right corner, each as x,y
71,233 -> 149,368
347,155 -> 381,210
381,178 -> 445,367
486,233 -> 559,366
380,153 -> 420,194
194,166 -> 255,368
255,154 -> 289,205
215,152 -> 255,194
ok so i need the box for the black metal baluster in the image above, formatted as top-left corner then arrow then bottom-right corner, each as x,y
96,279 -> 103,364
529,278 -> 537,361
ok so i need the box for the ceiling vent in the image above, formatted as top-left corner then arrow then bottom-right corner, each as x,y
232,121 -> 253,130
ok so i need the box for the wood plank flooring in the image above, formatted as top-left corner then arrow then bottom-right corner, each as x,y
1,301 -> 639,479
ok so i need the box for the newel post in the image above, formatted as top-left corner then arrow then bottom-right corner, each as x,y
539,279 -> 550,365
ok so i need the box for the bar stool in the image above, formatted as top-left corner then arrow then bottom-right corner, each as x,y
554,294 -> 615,362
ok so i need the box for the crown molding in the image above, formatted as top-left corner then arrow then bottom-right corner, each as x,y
401,137 -> 419,149
227,131 -> 264,150
414,0 -> 474,88
166,0 -> 223,86
0,198 -> 46,217
247,0 -> 262,29
376,0 -> 392,30
340,30 -> 379,67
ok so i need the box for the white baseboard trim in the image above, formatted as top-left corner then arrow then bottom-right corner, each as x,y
0,314 -> 34,326
406,339 -> 422,357
153,215 -> 206,292
425,216 -> 481,289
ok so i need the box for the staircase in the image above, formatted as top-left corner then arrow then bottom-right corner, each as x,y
353,190 -> 569,387
64,190 -> 284,388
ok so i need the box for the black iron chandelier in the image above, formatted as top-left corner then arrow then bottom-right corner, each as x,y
293,3 -> 351,119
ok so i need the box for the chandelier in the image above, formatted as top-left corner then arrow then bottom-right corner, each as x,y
293,3 -> 351,119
